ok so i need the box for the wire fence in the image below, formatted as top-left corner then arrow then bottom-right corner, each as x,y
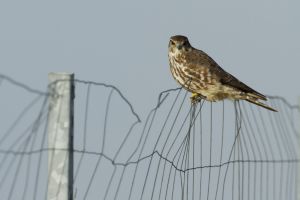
0,73 -> 299,200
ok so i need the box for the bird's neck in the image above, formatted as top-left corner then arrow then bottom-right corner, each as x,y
169,49 -> 185,60
169,51 -> 188,68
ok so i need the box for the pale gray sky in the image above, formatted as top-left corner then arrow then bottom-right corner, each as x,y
1,0 -> 300,116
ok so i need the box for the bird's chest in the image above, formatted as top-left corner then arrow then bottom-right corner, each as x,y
170,58 -> 219,90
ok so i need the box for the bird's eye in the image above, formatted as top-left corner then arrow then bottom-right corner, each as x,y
170,40 -> 175,45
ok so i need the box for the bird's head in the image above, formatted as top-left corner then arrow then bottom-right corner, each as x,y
169,35 -> 192,54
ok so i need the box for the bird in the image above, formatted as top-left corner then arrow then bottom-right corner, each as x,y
168,35 -> 277,112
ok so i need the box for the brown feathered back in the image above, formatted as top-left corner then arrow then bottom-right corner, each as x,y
187,48 -> 267,100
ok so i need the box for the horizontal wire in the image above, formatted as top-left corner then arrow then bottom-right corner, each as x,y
0,148 -> 298,171
0,74 -> 49,96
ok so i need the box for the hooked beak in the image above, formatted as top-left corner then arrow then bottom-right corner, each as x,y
177,44 -> 183,50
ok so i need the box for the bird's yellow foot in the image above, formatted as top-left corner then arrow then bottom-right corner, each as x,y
190,93 -> 201,104
190,93 -> 207,104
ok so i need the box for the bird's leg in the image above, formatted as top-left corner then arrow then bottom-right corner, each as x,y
190,93 -> 206,104
190,93 -> 198,103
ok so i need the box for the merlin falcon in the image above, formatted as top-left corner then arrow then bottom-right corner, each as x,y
168,35 -> 277,112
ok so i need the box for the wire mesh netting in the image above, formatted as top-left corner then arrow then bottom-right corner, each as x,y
0,74 -> 299,200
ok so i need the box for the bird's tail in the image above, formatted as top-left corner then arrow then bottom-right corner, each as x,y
245,96 -> 277,112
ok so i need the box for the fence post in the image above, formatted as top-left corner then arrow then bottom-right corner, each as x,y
47,73 -> 74,200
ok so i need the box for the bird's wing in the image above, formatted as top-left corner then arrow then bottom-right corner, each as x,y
218,70 -> 267,101
190,49 -> 267,101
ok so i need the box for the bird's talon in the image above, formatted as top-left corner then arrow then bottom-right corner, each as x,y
190,93 -> 201,104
